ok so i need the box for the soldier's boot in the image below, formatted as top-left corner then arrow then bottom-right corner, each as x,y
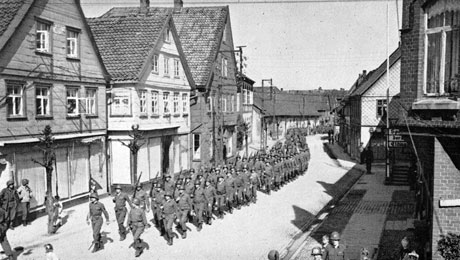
207,214 -> 212,225
92,241 -> 100,253
135,239 -> 144,257
197,223 -> 203,232
167,233 -> 173,246
181,230 -> 187,239
120,231 -> 127,241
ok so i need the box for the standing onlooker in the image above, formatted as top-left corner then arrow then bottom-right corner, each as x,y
358,142 -> 364,164
393,236 -> 413,260
0,180 -> 19,229
324,231 -> 347,260
0,207 -> 13,260
322,234 -> 330,256
44,244 -> 59,260
364,147 -> 374,174
52,196 -> 64,228
17,179 -> 33,226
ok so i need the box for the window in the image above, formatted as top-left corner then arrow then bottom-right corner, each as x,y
6,82 -> 24,117
221,96 -> 227,112
111,89 -> 131,116
165,28 -> 171,43
174,59 -> 180,77
222,57 -> 228,78
66,87 -> 79,116
242,89 -> 247,105
36,86 -> 51,116
139,90 -> 147,114
231,95 -> 235,112
86,88 -> 97,115
164,57 -> 170,76
151,91 -> 159,115
182,93 -> 188,114
376,99 -> 387,117
425,9 -> 460,95
163,92 -> 170,114
66,29 -> 79,58
207,96 -> 213,112
173,93 -> 179,114
193,134 -> 200,160
36,20 -> 51,53
152,55 -> 159,73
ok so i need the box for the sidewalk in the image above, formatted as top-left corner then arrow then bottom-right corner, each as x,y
290,143 -> 416,260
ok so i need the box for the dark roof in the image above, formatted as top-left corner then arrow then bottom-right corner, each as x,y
87,8 -> 172,82
0,0 -> 34,52
350,47 -> 401,97
173,7 -> 228,87
253,91 -> 328,117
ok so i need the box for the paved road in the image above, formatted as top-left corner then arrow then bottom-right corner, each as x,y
9,135 -> 352,260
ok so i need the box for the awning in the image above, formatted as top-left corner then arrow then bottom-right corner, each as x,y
0,131 -> 106,146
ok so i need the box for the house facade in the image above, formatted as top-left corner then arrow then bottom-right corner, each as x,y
88,7 -> 194,185
173,5 -> 239,168
398,0 -> 460,259
238,74 -> 254,153
0,0 -> 109,209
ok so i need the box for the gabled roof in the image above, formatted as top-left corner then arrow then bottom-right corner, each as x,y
87,8 -> 172,82
0,0 -> 35,52
173,7 -> 228,87
253,91 -> 328,117
350,47 -> 401,97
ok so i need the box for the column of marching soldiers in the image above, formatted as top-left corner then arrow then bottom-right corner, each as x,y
88,129 -> 311,257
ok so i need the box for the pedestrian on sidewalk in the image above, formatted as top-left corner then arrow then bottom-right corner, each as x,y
17,178 -> 33,226
324,231 -> 347,260
393,236 -> 414,260
52,196 -> 64,231
358,142 -> 364,164
0,207 -> 14,260
44,243 -> 59,260
86,193 -> 109,253
364,147 -> 374,174
0,180 -> 19,229
267,250 -> 279,260
127,198 -> 148,257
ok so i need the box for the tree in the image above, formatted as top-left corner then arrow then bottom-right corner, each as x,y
438,232 -> 460,260
120,124 -> 145,184
32,125 -> 56,234
236,114 -> 249,156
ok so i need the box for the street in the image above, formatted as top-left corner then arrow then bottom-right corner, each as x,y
5,135 -> 356,260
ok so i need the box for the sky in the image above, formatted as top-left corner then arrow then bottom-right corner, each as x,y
80,0 -> 402,91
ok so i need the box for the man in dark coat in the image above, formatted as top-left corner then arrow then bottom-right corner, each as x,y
0,207 -> 13,260
0,180 -> 19,229
364,147 -> 374,174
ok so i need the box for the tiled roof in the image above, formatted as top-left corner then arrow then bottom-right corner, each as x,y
253,91 -> 328,117
0,0 -> 33,52
350,47 -> 401,97
87,8 -> 171,81
173,7 -> 228,87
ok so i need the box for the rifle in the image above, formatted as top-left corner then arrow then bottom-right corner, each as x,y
149,171 -> 160,197
132,172 -> 143,199
172,168 -> 183,199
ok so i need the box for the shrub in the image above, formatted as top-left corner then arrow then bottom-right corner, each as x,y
437,232 -> 460,260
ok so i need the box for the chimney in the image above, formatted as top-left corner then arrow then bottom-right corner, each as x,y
174,0 -> 183,12
140,0 -> 150,14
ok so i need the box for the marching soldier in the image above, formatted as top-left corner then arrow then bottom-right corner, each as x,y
86,193 -> 109,253
249,168 -> 260,203
0,180 -> 19,229
203,179 -> 216,225
133,184 -> 150,213
242,167 -> 251,205
0,206 -> 13,260
324,231 -> 347,260
184,176 -> 194,197
176,186 -> 192,239
113,185 -> 132,241
215,176 -> 226,218
225,171 -> 236,214
234,170 -> 244,209
161,193 -> 178,246
164,175 -> 175,194
127,198 -> 148,257
150,182 -> 165,231
235,155 -> 243,171
192,180 -> 206,231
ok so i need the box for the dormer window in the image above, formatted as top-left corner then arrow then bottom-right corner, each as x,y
425,7 -> 460,96
152,54 -> 159,73
165,28 -> 171,43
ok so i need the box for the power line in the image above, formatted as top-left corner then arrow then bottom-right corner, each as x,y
53,0 -> 399,5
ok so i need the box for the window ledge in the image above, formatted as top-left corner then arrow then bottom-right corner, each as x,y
110,114 -> 133,118
164,114 -> 171,118
139,115 -> 148,119
163,75 -> 170,78
36,116 -> 53,120
412,99 -> 460,110
151,114 -> 160,118
183,113 -> 189,117
66,115 -> 81,119
86,115 -> 98,119
66,56 -> 80,62
151,71 -> 159,75
174,76 -> 180,79
35,51 -> 52,57
7,116 -> 27,121
173,114 -> 180,117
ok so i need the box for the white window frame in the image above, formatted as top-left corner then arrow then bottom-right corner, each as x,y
174,59 -> 180,78
111,89 -> 131,116
66,87 -> 80,116
139,90 -> 147,114
182,93 -> 188,114
163,92 -> 170,115
164,57 -> 170,76
376,99 -> 387,117
66,29 -> 79,58
152,54 -> 159,73
151,91 -> 159,115
221,96 -> 227,113
36,20 -> 51,53
165,28 -> 171,43
207,96 -> 213,112
86,88 -> 97,116
36,85 -> 51,116
173,92 -> 179,114
6,82 -> 24,117
222,57 -> 228,78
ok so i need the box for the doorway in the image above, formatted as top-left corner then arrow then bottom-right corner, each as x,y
161,136 -> 172,175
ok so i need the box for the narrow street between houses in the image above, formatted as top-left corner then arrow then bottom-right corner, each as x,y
6,135 -> 359,260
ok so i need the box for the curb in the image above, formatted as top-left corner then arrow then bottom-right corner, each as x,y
281,143 -> 366,260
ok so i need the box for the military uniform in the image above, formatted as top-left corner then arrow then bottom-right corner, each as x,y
203,183 -> 216,224
133,187 -> 150,211
176,190 -> 192,238
0,207 -> 13,260
88,197 -> 109,252
150,185 -> 165,228
127,204 -> 148,257
113,189 -> 132,240
324,244 -> 347,260
193,184 -> 206,230
224,174 -> 235,212
161,195 -> 178,245
0,182 -> 19,229
215,178 -> 226,218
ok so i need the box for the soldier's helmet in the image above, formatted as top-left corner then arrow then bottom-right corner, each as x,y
190,168 -> 195,173
179,186 -> 185,191
330,231 -> 341,240
218,176 -> 224,180
311,247 -> 322,256
44,243 -> 53,252
164,192 -> 173,198
90,192 -> 99,200
21,179 -> 29,185
267,250 -> 279,260
115,184 -> 122,190
133,198 -> 141,206
165,174 -> 171,179
6,180 -> 14,187
136,183 -> 142,188
194,180 -> 201,186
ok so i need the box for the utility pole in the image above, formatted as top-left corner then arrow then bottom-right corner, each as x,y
261,79 -> 273,150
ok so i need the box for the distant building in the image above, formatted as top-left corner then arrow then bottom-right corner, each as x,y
238,74 -> 254,153
0,0 -> 109,207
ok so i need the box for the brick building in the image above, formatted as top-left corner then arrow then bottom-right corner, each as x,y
398,0 -> 460,258
0,0 -> 109,208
